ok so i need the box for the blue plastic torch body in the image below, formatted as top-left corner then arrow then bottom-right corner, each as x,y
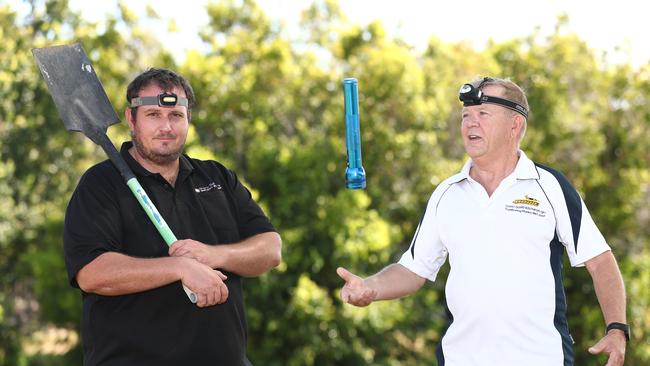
343,78 -> 366,189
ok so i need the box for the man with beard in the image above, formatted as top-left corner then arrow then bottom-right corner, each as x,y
64,68 -> 282,366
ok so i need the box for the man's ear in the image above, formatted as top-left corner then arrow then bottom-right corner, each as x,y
511,113 -> 524,136
125,107 -> 135,130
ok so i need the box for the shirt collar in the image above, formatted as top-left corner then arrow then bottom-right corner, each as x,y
120,141 -> 194,180
452,150 -> 539,183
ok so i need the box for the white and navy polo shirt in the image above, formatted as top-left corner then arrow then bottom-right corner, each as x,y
398,151 -> 610,366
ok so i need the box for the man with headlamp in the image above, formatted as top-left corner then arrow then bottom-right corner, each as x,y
337,77 -> 627,365
64,68 -> 282,365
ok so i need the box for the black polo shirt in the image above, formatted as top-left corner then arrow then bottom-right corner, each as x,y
64,141 -> 276,366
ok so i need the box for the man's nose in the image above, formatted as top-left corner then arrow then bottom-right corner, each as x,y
159,115 -> 173,130
463,114 -> 479,127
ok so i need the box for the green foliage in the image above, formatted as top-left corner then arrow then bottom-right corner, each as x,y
0,1 -> 648,365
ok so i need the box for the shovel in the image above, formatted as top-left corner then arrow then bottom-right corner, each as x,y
33,43 -> 197,303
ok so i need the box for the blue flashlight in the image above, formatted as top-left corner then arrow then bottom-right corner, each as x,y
343,78 -> 366,189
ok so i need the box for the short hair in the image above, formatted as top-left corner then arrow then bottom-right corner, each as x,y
126,68 -> 195,120
471,77 -> 529,112
472,77 -> 529,143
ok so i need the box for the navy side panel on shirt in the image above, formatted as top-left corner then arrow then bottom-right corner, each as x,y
550,233 -> 574,366
535,163 -> 582,252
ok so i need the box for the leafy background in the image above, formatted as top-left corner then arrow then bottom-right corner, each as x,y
1,0 -> 648,365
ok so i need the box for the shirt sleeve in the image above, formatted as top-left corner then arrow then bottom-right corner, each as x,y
559,196 -> 610,267
221,167 -> 276,239
398,186 -> 449,282
63,165 -> 123,288
545,169 -> 610,267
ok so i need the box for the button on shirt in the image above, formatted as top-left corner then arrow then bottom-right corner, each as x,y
398,151 -> 609,366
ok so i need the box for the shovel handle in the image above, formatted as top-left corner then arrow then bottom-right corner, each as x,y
125,178 -> 176,244
94,132 -> 198,304
126,178 -> 198,304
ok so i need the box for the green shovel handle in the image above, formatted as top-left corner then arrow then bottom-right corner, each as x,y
126,178 -> 198,303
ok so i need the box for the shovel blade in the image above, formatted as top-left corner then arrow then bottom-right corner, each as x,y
32,43 -> 120,134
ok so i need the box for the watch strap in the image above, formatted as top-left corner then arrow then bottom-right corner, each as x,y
606,322 -> 630,341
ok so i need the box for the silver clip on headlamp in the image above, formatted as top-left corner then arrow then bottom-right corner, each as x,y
130,92 -> 188,108
458,78 -> 528,119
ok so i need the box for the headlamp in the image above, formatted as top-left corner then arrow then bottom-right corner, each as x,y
459,77 -> 528,119
130,92 -> 188,108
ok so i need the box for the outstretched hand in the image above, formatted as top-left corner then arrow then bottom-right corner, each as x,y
588,331 -> 626,366
336,267 -> 377,307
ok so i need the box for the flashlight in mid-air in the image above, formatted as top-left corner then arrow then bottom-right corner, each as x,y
343,78 -> 366,189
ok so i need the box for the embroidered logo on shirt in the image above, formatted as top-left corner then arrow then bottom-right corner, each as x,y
194,182 -> 222,193
505,195 -> 546,217
512,195 -> 539,207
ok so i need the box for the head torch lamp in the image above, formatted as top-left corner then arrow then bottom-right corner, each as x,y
130,92 -> 188,108
459,78 -> 528,119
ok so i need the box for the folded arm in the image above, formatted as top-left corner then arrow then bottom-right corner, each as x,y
76,252 -> 229,307
169,231 -> 282,277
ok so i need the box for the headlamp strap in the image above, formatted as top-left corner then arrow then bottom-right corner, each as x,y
480,95 -> 528,119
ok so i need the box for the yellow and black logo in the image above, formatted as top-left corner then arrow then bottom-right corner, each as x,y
513,195 -> 539,207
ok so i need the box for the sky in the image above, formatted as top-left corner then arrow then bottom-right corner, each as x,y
28,0 -> 650,68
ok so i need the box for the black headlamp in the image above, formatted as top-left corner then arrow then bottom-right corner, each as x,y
130,92 -> 189,108
459,77 -> 528,119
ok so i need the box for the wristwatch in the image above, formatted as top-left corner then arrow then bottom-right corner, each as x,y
606,322 -> 630,341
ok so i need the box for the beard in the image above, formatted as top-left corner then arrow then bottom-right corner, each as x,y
131,130 -> 184,165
